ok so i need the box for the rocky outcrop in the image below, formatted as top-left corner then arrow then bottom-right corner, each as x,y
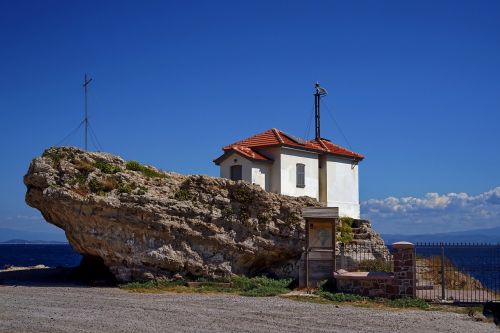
24,147 -> 386,282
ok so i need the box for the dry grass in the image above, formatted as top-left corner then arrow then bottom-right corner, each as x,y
101,176 -> 119,192
73,159 -> 95,173
417,256 -> 484,290
72,185 -> 90,196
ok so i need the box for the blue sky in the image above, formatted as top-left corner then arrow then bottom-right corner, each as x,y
1,1 -> 499,240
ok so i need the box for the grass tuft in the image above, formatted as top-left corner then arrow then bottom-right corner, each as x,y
174,188 -> 193,201
70,174 -> 88,186
383,297 -> 430,309
232,276 -> 292,297
120,275 -> 292,297
125,160 -> 167,178
42,150 -> 64,165
94,160 -> 121,174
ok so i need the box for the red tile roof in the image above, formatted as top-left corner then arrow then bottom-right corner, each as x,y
214,128 -> 363,164
308,138 -> 364,160
231,145 -> 270,161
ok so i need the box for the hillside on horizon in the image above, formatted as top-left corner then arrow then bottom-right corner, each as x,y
382,226 -> 500,244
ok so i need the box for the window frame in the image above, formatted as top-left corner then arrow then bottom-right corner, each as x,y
296,163 -> 305,188
230,164 -> 243,181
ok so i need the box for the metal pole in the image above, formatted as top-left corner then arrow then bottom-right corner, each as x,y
314,88 -> 320,139
305,219 -> 310,289
441,245 -> 446,300
306,249 -> 309,289
83,74 -> 93,151
84,74 -> 88,150
340,242 -> 345,270
333,218 -> 337,273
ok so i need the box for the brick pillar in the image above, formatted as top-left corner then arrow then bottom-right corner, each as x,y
392,241 -> 416,298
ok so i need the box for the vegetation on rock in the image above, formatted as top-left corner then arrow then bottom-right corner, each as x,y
337,217 -> 354,243
125,160 -> 167,178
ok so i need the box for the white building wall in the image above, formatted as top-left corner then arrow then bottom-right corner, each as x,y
218,147 -> 361,219
255,147 -> 281,194
219,152 -> 270,191
219,152 -> 253,183
279,148 -> 319,200
251,163 -> 270,191
326,155 -> 360,218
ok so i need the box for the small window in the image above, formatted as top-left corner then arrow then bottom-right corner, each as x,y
296,163 -> 305,188
230,165 -> 242,181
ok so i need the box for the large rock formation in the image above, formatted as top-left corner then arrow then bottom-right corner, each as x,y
24,147 -> 386,282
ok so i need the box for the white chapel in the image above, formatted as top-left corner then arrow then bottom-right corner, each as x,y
213,83 -> 364,219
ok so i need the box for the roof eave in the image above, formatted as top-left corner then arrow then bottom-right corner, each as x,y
213,150 -> 273,165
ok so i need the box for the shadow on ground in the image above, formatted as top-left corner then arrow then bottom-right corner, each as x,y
0,257 -> 117,287
0,267 -> 85,287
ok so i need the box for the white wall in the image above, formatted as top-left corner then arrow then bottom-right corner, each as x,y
219,152 -> 253,183
219,152 -> 270,190
256,147 -> 281,193
279,148 -> 319,200
218,148 -> 361,219
325,155 -> 360,218
251,163 -> 270,191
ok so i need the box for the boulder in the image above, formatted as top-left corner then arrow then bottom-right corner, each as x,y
24,147 -> 322,282
24,147 -> 387,282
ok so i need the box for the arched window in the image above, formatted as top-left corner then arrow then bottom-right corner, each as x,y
296,163 -> 305,188
230,165 -> 242,181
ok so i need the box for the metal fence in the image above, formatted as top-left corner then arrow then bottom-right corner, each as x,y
336,243 -> 393,272
415,243 -> 500,303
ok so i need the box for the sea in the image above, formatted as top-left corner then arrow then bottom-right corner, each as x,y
395,244 -> 500,291
0,244 -> 82,268
0,244 -> 498,292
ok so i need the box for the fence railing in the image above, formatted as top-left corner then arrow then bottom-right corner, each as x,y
336,243 -> 393,272
415,242 -> 500,303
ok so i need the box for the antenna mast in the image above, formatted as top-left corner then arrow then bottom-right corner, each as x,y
314,82 -> 328,140
83,74 -> 93,151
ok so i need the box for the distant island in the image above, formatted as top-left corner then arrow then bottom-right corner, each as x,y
382,226 -> 500,244
0,239 -> 68,245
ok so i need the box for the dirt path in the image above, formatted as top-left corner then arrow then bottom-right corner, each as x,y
0,284 -> 495,333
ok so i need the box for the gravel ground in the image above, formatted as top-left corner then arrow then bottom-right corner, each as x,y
0,284 -> 496,333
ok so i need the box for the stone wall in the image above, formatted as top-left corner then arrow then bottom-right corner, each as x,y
334,242 -> 416,299
391,241 -> 416,298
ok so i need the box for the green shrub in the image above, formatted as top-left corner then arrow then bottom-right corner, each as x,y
314,286 -> 430,309
125,160 -> 167,178
118,182 -> 133,194
221,207 -> 234,219
232,276 -> 292,297
238,207 -> 249,221
337,217 -> 354,243
174,188 -> 192,201
125,160 -> 142,171
42,150 -> 64,165
94,160 -> 121,174
140,167 -> 165,178
286,212 -> 301,225
316,291 -> 368,302
382,297 -> 430,309
137,186 -> 148,195
120,275 -> 292,297
70,174 -> 88,186
232,187 -> 253,203
88,178 -> 106,195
